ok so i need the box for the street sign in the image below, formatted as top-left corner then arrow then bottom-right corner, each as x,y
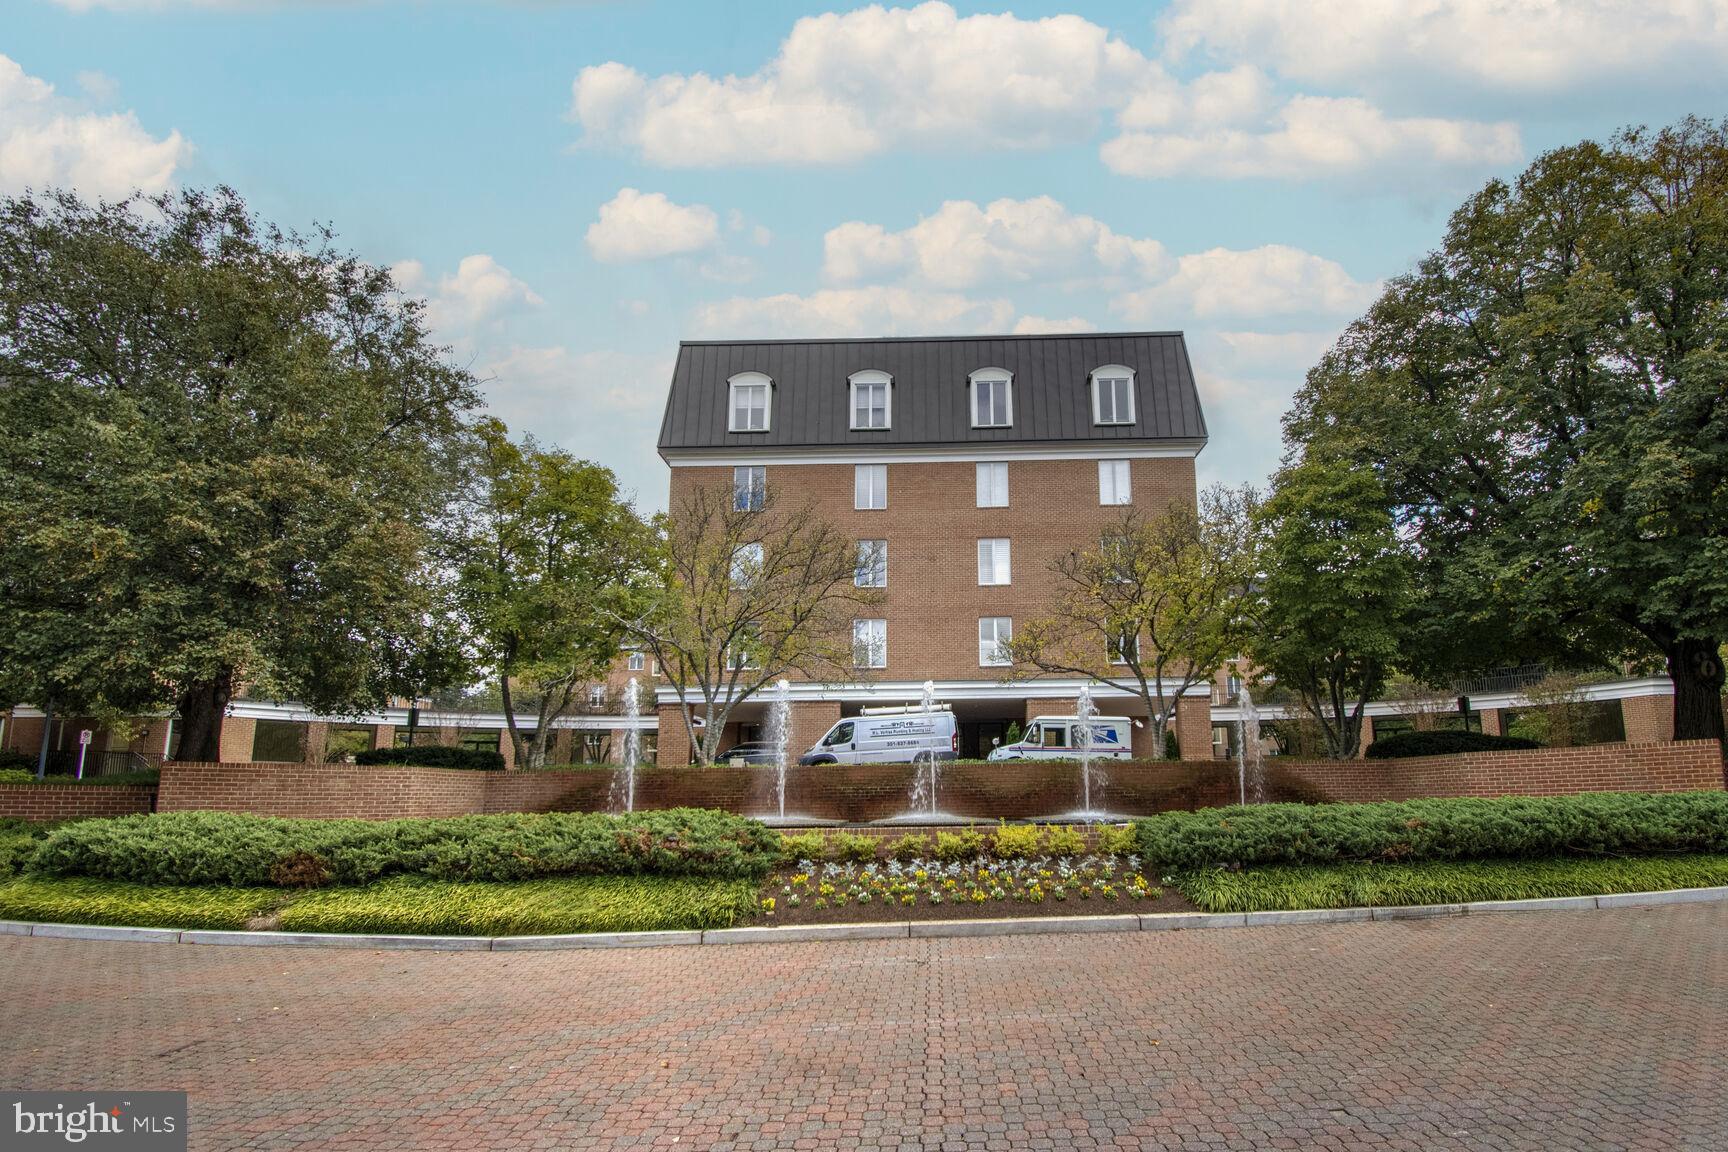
79,729 -> 93,745
76,729 -> 92,779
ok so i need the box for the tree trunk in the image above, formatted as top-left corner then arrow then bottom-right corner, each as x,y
176,668 -> 235,762
1665,636 -> 1726,746
498,675 -> 527,771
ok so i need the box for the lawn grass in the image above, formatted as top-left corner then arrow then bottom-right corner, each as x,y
276,875 -> 760,936
0,876 -> 284,930
1177,854 -> 1728,913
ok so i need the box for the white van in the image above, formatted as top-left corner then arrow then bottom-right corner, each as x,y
799,706 -> 959,765
986,714 -> 1133,761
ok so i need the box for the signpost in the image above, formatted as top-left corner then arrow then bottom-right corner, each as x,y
76,729 -> 92,779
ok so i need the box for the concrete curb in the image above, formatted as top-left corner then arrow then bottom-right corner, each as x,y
3,885 -> 1723,951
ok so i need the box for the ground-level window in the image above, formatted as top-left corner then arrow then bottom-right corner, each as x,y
978,617 -> 1012,666
250,719 -> 304,763
459,728 -> 501,754
323,725 -> 372,763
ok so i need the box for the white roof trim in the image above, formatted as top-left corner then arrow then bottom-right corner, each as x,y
664,441 -> 1204,466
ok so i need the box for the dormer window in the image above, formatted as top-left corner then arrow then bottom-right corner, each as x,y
1090,365 -> 1135,425
849,370 -> 892,430
969,368 -> 1013,428
728,371 -> 771,432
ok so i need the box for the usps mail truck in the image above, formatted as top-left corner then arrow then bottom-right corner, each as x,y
799,705 -> 959,765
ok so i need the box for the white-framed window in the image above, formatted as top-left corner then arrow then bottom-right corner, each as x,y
1090,364 -> 1136,425
626,652 -> 645,671
968,368 -> 1013,428
728,372 -> 771,432
853,619 -> 887,669
1099,459 -> 1131,505
733,465 -> 766,511
855,539 -> 888,588
731,541 -> 764,586
1109,628 -> 1139,665
587,685 -> 606,708
849,370 -> 892,430
976,462 -> 1009,508
977,538 -> 1011,586
726,630 -> 761,670
979,617 -> 1012,667
854,463 -> 887,510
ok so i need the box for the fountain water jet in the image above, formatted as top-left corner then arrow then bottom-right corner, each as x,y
612,677 -> 641,813
765,678 -> 793,820
1075,682 -> 1101,819
1236,683 -> 1264,805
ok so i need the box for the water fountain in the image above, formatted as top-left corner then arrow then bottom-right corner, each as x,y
1075,682 -> 1103,819
1236,683 -> 1264,805
612,676 -> 640,813
765,678 -> 793,820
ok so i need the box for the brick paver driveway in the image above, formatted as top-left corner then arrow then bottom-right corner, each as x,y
2,903 -> 1724,1150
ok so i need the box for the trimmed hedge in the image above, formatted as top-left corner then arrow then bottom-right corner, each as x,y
1364,730 -> 1541,759
1134,791 -> 1728,869
353,745 -> 505,771
30,808 -> 781,888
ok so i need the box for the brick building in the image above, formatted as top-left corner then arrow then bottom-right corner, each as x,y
651,331 -> 1218,765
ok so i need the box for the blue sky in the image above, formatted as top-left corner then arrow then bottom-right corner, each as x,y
5,0 -> 1725,509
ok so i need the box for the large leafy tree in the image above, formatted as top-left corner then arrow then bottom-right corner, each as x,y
1288,118 -> 1728,744
0,187 -> 479,759
624,485 -> 875,766
1251,451 -> 1412,760
1003,485 -> 1260,757
450,420 -> 654,769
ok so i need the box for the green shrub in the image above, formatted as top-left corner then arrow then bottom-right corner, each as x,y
353,745 -> 505,771
887,833 -> 931,862
0,751 -> 35,773
1134,791 -> 1728,870
1042,825 -> 1087,856
0,822 -> 48,877
830,832 -> 880,863
991,822 -> 1043,859
1095,824 -> 1136,855
932,829 -> 986,862
31,808 -> 782,887
0,877 -> 282,930
278,875 -> 756,936
0,769 -> 34,785
1364,730 -> 1541,759
779,831 -> 828,862
1178,854 -> 1728,913
1163,730 -> 1180,760
0,768 -> 159,787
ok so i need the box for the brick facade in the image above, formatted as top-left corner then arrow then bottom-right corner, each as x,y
1620,693 -> 1676,743
151,740 -> 1723,822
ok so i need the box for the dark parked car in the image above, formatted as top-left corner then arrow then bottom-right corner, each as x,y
716,742 -> 779,765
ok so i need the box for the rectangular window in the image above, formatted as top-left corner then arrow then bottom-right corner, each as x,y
1098,459 -> 1131,505
1109,629 -> 1139,664
973,379 -> 1011,427
730,382 -> 768,431
977,538 -> 1011,585
733,465 -> 766,511
852,381 -> 889,429
975,462 -> 1009,508
731,541 -> 764,585
587,686 -> 606,708
1095,377 -> 1133,424
855,539 -> 888,588
978,617 -> 1012,667
627,652 -> 645,671
853,619 -> 887,668
854,463 -> 887,510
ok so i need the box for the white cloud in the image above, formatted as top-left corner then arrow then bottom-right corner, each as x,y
0,54 -> 189,199
823,196 -> 1169,290
586,187 -> 720,263
1159,0 -> 1728,95
1102,95 -> 1520,183
1209,329 -> 1340,374
693,286 -> 1014,339
571,2 -> 1151,166
394,254 -> 542,339
1112,245 -> 1379,322
1011,315 -> 1099,335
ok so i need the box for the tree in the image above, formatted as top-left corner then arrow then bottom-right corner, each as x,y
1002,485 -> 1259,756
1286,118 -> 1728,744
0,187 -> 478,760
624,485 -> 875,766
1252,451 -> 1412,760
449,420 -> 653,769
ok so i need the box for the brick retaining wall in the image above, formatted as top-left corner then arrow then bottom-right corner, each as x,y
152,740 -> 1724,821
0,784 -> 156,821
